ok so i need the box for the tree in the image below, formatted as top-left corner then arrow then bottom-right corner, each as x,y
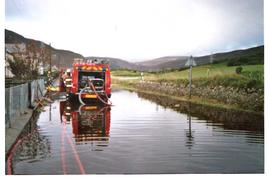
25,41 -> 41,79
40,43 -> 51,71
7,56 -> 30,79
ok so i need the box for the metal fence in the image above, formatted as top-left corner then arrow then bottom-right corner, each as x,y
5,79 -> 46,128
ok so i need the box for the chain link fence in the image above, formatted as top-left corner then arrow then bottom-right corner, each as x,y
5,79 -> 46,128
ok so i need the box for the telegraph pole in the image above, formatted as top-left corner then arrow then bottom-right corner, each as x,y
49,43 -> 52,118
210,52 -> 214,64
49,43 -> 52,74
207,53 -> 214,78
48,43 -> 52,87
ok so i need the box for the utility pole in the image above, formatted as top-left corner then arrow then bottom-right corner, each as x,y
48,43 -> 52,87
58,54 -> 60,70
47,43 -> 52,99
49,43 -> 52,74
210,52 -> 214,64
185,56 -> 196,99
207,53 -> 214,78
48,44 -> 52,119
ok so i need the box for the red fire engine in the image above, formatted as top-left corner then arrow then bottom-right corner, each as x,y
60,59 -> 112,104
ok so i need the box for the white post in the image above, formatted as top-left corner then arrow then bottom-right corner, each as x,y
185,55 -> 196,99
189,65 -> 192,99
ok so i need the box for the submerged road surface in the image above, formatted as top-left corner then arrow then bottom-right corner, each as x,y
6,89 -> 264,174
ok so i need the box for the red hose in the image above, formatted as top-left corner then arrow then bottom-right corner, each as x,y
7,124 -> 86,175
61,123 -> 67,174
7,139 -> 22,175
63,123 -> 86,174
88,80 -> 113,106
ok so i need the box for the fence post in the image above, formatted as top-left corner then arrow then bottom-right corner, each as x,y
19,85 -> 23,114
5,88 -> 11,128
9,87 -> 12,128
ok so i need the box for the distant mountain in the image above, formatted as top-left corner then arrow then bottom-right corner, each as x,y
51,49 -> 84,68
85,56 -> 139,70
5,29 -> 84,68
136,56 -> 189,71
136,46 -> 264,71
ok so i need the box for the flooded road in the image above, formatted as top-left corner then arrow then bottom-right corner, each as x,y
6,89 -> 264,174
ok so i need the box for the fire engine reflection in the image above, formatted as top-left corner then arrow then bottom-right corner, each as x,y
60,101 -> 111,143
60,100 -> 72,123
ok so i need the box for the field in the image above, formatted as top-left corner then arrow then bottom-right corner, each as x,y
147,64 -> 263,80
112,63 -> 264,89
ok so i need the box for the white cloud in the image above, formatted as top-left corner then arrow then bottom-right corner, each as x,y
5,0 -> 263,61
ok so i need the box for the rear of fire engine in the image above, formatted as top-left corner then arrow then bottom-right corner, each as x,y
62,59 -> 112,104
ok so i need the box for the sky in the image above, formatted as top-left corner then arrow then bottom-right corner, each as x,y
5,0 -> 264,61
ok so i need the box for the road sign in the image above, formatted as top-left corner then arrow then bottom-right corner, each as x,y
185,56 -> 197,67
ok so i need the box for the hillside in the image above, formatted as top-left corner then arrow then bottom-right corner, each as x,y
136,46 -> 264,71
5,29 -> 84,68
85,56 -> 138,70
136,56 -> 188,70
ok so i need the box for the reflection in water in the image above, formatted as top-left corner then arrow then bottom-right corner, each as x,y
49,103 -> 52,121
137,92 -> 264,133
7,90 -> 264,174
185,102 -> 194,149
16,130 -> 52,162
9,110 -> 52,171
60,101 -> 111,144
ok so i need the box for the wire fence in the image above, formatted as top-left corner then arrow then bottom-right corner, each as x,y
5,79 -> 46,128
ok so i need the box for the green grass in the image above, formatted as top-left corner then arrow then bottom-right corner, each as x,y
111,70 -> 141,77
145,63 -> 264,81
112,63 -> 264,89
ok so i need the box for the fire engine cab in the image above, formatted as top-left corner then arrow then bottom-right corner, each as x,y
60,58 -> 112,104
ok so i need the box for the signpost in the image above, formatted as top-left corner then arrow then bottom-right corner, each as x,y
185,56 -> 196,99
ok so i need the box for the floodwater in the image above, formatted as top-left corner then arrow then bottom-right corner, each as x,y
6,89 -> 264,174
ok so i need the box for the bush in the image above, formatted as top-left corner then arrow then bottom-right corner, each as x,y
235,66 -> 243,74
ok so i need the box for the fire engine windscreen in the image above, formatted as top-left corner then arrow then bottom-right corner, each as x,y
78,71 -> 105,92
